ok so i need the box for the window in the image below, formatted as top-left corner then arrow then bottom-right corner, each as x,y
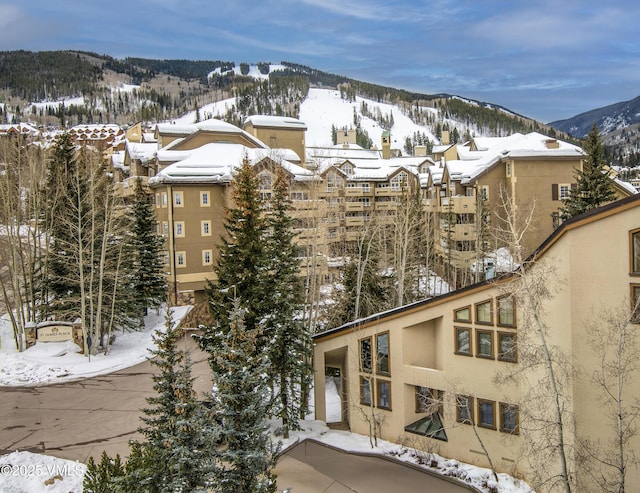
360,377 -> 372,406
359,337 -> 372,373
455,327 -> 472,356
376,332 -> 390,375
476,330 -> 494,359
201,220 -> 211,236
559,184 -> 571,200
631,229 -> 640,274
456,395 -> 474,424
376,380 -> 391,410
200,191 -> 210,207
480,185 -> 489,201
176,251 -> 186,268
155,193 -> 160,208
161,192 -> 168,207
505,162 -> 511,177
498,332 -> 517,362
162,222 -> 169,235
500,403 -> 519,434
202,249 -> 212,266
632,284 -> 640,324
173,191 -> 183,207
175,221 -> 185,237
416,387 -> 442,415
497,295 -> 516,327
475,300 -> 493,325
454,306 -> 471,323
478,399 -> 496,429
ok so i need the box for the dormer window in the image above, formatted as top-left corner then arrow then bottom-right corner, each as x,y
342,162 -> 354,176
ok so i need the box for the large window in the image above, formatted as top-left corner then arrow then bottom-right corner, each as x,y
475,300 -> 493,324
176,251 -> 186,268
454,306 -> 471,323
376,332 -> 390,375
359,337 -> 372,373
476,330 -> 494,359
631,229 -> 640,274
632,284 -> 640,324
200,191 -> 210,207
500,403 -> 519,434
202,249 -> 212,266
175,221 -> 185,237
478,399 -> 496,429
456,395 -> 474,424
376,380 -> 391,410
415,387 -> 442,414
497,295 -> 516,327
498,332 -> 517,362
201,220 -> 211,236
360,377 -> 372,406
455,327 -> 472,356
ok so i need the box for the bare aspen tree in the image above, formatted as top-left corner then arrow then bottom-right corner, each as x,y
493,185 -> 575,493
0,139 -> 49,350
577,301 -> 640,492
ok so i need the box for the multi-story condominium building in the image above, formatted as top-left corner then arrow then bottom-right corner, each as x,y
312,193 -> 640,491
421,132 -> 635,284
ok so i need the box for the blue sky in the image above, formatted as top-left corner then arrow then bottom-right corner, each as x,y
1,0 -> 639,123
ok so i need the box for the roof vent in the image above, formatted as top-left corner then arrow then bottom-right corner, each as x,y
545,139 -> 559,149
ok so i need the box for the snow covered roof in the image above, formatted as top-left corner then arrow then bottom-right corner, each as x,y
155,118 -> 268,149
442,132 -> 585,185
150,142 -> 313,185
125,142 -> 157,163
244,115 -> 307,130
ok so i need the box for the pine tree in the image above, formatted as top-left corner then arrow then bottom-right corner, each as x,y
203,157 -> 269,340
263,168 -> 313,438
208,300 -> 278,493
561,124 -> 617,220
130,178 -> 166,317
125,310 -> 218,492
83,451 -> 125,493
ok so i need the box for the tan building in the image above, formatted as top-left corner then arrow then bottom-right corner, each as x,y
422,132 -> 636,283
313,193 -> 640,491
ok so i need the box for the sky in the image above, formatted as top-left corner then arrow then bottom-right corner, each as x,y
1,0 -> 639,123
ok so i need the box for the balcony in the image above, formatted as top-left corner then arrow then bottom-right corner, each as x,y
345,202 -> 370,211
439,195 -> 477,213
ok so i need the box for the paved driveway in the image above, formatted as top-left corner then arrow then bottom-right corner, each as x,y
1,336 -> 477,492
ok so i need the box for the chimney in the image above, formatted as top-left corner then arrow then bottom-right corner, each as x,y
441,130 -> 450,145
381,130 -> 391,159
414,145 -> 427,157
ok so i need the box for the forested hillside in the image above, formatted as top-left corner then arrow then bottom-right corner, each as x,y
0,50 -> 562,142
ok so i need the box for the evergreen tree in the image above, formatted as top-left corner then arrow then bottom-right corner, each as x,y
208,300 -> 278,493
203,158 -> 269,340
263,168 -> 313,438
125,309 -> 218,492
130,178 -> 166,317
84,451 -> 125,493
561,124 -> 617,220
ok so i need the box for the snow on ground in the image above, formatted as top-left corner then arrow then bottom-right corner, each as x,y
0,307 -> 530,492
26,96 -> 86,114
171,97 -> 236,125
0,306 -> 191,387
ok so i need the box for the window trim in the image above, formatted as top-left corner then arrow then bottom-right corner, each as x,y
454,327 -> 472,356
202,249 -> 212,266
476,329 -> 494,359
376,379 -> 392,410
475,299 -> 493,325
497,332 -> 517,363
174,221 -> 185,238
200,191 -> 211,207
376,332 -> 390,376
415,386 -> 443,415
456,394 -> 474,424
201,220 -> 212,237
173,191 -> 184,207
497,295 -> 516,328
477,399 -> 496,430
500,402 -> 520,434
454,305 -> 472,323
175,251 -> 186,268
